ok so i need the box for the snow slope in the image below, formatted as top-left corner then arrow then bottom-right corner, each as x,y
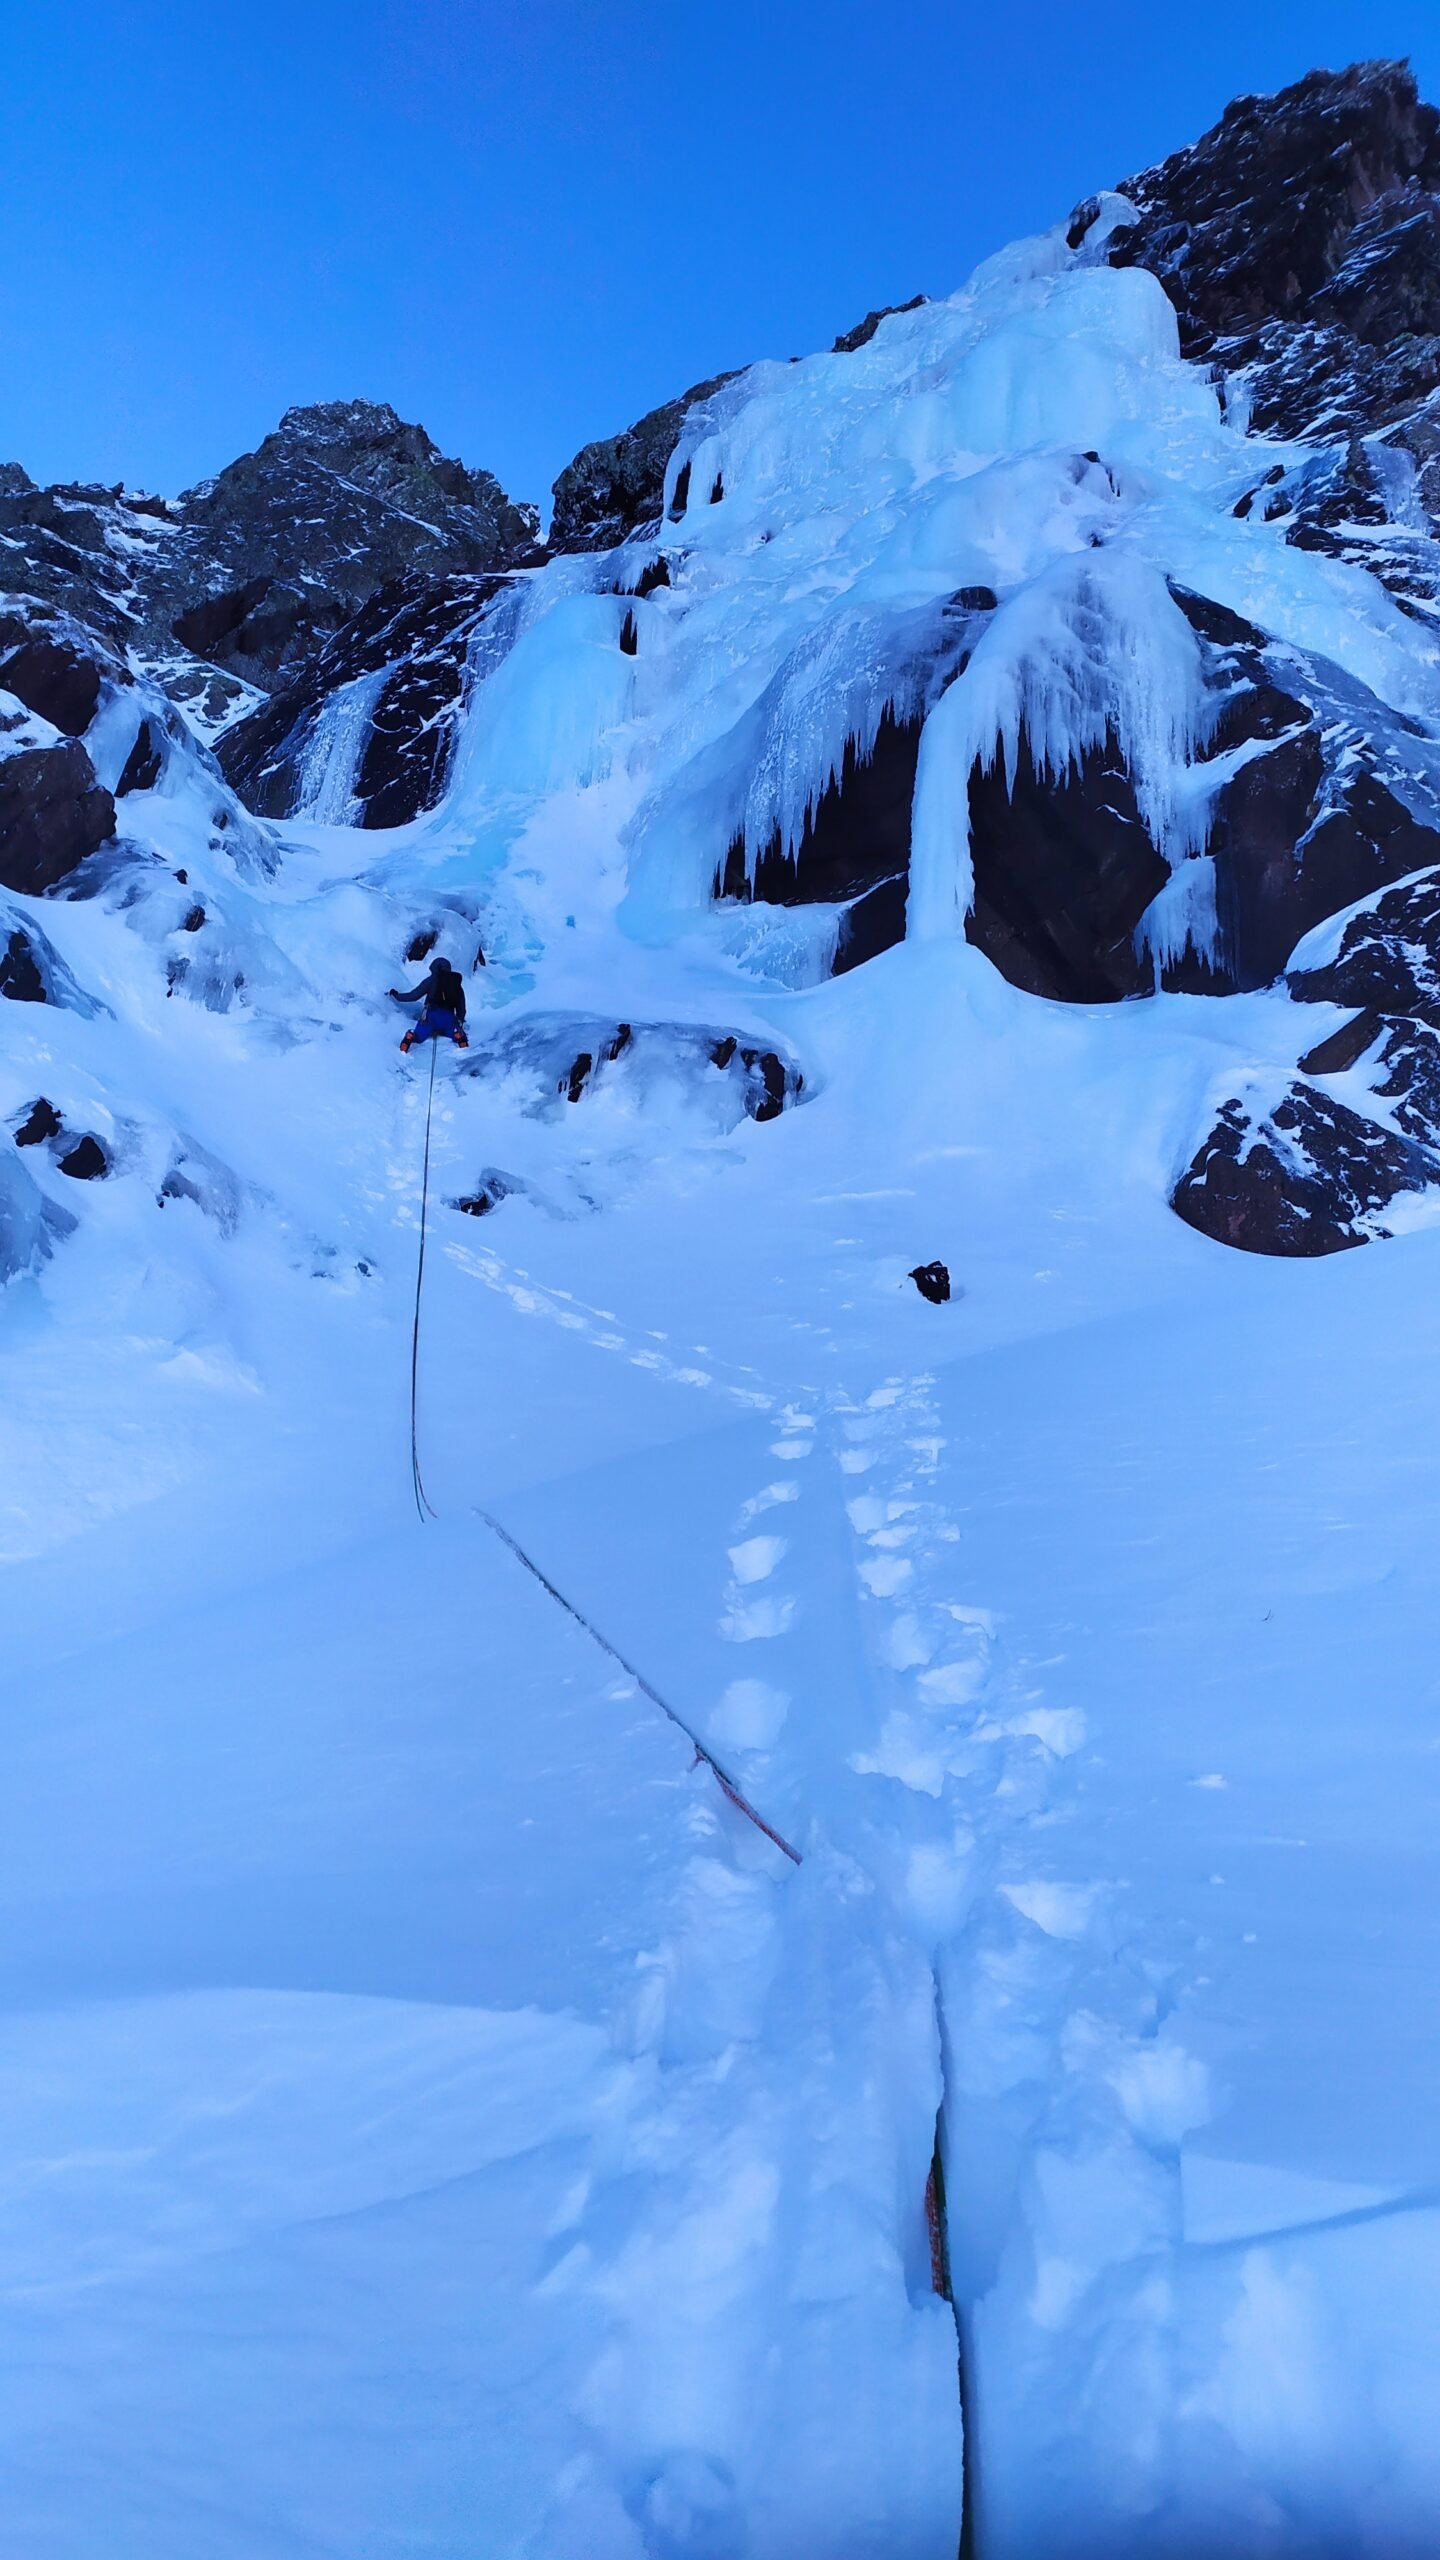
5,201 -> 1440,2557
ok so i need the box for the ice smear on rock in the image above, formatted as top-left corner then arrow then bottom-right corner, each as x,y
293,667 -> 388,823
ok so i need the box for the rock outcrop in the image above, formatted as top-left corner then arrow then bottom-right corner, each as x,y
549,373 -> 741,552
461,1014 -> 805,1133
0,402 -> 541,742
0,912 -> 103,1012
13,1098 -> 62,1145
0,725 -> 115,896
1109,60 -> 1440,610
1112,60 -> 1440,350
158,401 -> 540,690
1173,860 -> 1440,1255
219,570 -> 514,825
1173,1079 -> 1437,1254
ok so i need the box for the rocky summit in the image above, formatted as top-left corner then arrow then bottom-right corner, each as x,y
0,398 -> 540,740
164,399 -> 541,688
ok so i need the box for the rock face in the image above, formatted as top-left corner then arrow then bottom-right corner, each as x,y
1291,867 -> 1440,1020
0,612 -> 109,734
549,373 -> 740,552
0,470 -> 172,653
711,578 -> 1440,1004
219,570 -> 513,826
1173,1081 -> 1437,1254
716,708 -> 925,976
0,732 -> 115,895
1172,589 -> 1440,989
1110,61 -> 1440,609
0,402 -> 541,748
1112,61 -> 1440,348
1290,871 -> 1440,1157
1173,862 -> 1440,1255
158,401 -> 540,690
965,730 -> 1169,1002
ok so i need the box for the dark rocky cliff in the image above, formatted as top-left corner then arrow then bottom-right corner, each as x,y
1107,60 -> 1440,611
0,400 -> 540,738
163,399 -> 540,689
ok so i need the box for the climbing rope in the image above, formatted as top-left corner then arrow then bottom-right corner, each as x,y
401,1054 -> 795,1856
477,1507 -> 803,1865
402,1025 -> 964,2506
409,1037 -> 439,1523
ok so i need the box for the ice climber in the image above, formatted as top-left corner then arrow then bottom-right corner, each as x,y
389,955 -> 469,1052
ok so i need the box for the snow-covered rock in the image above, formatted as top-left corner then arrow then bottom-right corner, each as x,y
1110,59 -> 1440,609
0,702 -> 114,894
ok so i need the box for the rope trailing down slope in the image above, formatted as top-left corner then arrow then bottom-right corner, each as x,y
477,1507 -> 804,1866
399,1064 -> 797,1857
409,1038 -> 440,1524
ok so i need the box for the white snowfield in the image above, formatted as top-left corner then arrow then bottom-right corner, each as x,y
4,205 -> 1440,2559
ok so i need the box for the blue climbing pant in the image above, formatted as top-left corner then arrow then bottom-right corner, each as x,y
405,1006 -> 463,1047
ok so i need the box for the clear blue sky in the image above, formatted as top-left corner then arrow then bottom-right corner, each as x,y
3,1 -> 1439,519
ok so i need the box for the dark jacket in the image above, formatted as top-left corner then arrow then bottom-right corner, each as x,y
394,960 -> 467,1023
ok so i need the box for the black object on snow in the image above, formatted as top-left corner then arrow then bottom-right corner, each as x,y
910,1261 -> 952,1305
58,1133 -> 108,1180
14,1097 -> 61,1147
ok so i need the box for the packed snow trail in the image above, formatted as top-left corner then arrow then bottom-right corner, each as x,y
406,1027 -> 806,1858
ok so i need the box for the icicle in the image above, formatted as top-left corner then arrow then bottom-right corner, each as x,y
735,600 -> 967,880
1135,854 -> 1221,979
907,551 -> 1217,941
